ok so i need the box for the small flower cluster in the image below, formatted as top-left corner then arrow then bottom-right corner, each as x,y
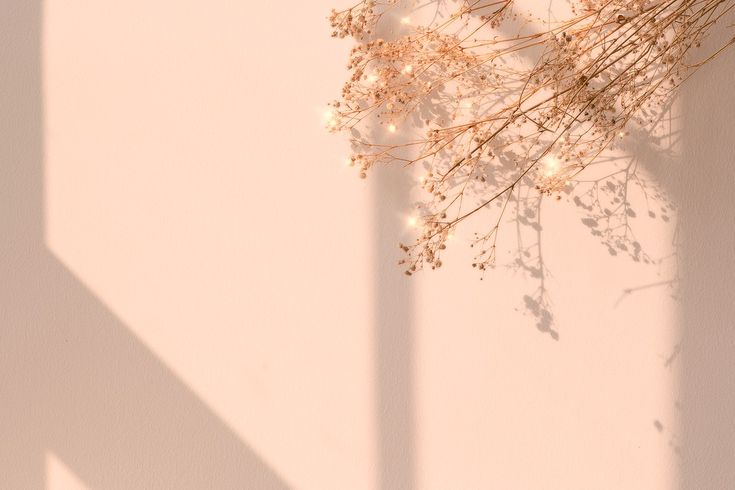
329,1 -> 397,39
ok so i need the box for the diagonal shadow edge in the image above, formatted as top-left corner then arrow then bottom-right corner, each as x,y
0,1 -> 289,488
8,251 -> 291,490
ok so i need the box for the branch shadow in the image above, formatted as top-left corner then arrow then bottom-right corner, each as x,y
0,2 -> 289,488
364,1 -> 735,486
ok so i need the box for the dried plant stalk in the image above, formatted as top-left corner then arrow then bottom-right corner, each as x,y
327,0 -> 735,275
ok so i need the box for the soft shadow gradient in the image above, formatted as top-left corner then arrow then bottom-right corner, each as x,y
373,164 -> 415,490
370,8 -> 417,490
677,19 -> 735,490
0,2 -> 288,488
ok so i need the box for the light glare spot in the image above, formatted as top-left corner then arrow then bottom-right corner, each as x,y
543,154 -> 560,177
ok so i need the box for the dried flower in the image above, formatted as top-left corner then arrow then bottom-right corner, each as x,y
328,0 -> 735,276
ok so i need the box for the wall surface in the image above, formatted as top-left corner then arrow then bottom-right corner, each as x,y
0,0 -> 733,489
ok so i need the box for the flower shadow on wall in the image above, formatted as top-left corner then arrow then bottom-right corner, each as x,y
0,2 -> 288,488
339,0 -> 684,340
364,2 -> 735,487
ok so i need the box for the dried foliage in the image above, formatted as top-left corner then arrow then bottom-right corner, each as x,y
327,0 -> 734,278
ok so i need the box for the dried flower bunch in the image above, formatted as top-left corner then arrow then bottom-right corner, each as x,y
327,0 -> 735,275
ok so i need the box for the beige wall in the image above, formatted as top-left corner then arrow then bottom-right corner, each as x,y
1,0 -> 733,488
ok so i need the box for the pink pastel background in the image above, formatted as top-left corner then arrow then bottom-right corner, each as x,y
1,0 -> 733,488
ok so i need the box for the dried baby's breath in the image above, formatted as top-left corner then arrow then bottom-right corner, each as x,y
328,0 -> 735,275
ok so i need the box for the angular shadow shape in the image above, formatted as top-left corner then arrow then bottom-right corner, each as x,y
0,1 -> 289,488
